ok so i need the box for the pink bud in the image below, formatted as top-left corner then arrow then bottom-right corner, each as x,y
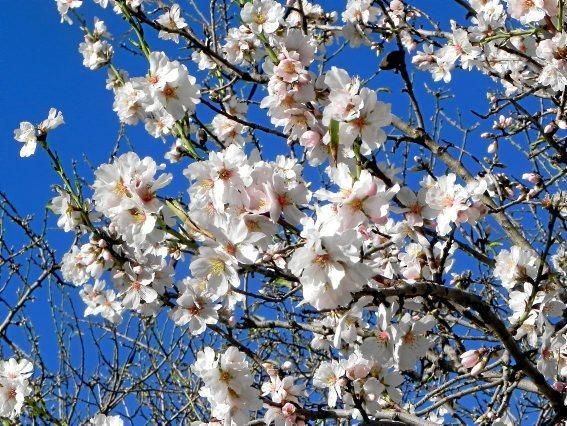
282,361 -> 293,371
522,172 -> 541,185
282,402 -> 296,417
481,132 -> 492,139
101,250 -> 112,262
553,381 -> 567,392
487,141 -> 497,154
460,349 -> 482,370
299,130 -> 321,148
263,363 -> 278,377
544,123 -> 555,134
470,360 -> 486,376
347,363 -> 371,380
337,377 -> 348,387
228,316 -> 237,327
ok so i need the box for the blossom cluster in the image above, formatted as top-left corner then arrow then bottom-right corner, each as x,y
194,347 -> 262,424
0,358 -> 33,419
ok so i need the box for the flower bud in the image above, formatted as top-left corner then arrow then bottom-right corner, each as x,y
282,402 -> 296,417
262,362 -> 279,377
281,361 -> 293,371
522,172 -> 541,185
299,130 -> 321,148
101,249 -> 113,262
544,123 -> 556,134
460,348 -> 486,375
487,140 -> 497,154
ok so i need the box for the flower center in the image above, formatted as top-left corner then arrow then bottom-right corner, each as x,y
218,168 -> 233,181
314,254 -> 330,266
129,208 -> 146,223
225,243 -> 237,256
254,12 -> 267,25
402,331 -> 416,345
210,258 -> 226,275
554,46 -> 567,60
163,85 -> 177,98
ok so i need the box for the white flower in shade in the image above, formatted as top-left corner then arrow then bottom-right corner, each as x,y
261,375 -> 304,404
322,67 -> 362,125
190,246 -> 240,297
169,282 -> 221,335
460,348 -> 486,376
116,263 -> 159,309
61,246 -> 90,285
80,280 -> 123,323
211,114 -> 247,146
264,174 -> 310,226
79,37 -> 113,70
359,303 -> 396,365
241,0 -> 284,34
222,26 -> 263,65
392,314 -> 436,371
412,44 -> 454,83
113,81 -> 147,125
333,297 -> 371,349
50,191 -> 82,232
156,4 -> 187,43
278,29 -> 316,67
494,246 -> 539,289
89,414 -> 124,426
393,186 -> 435,228
537,326 -> 565,379
313,360 -> 346,407
192,50 -> 217,70
289,216 -> 373,310
536,32 -> 567,92
194,347 -> 262,425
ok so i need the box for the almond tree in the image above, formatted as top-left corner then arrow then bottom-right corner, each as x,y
5,0 -> 567,424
